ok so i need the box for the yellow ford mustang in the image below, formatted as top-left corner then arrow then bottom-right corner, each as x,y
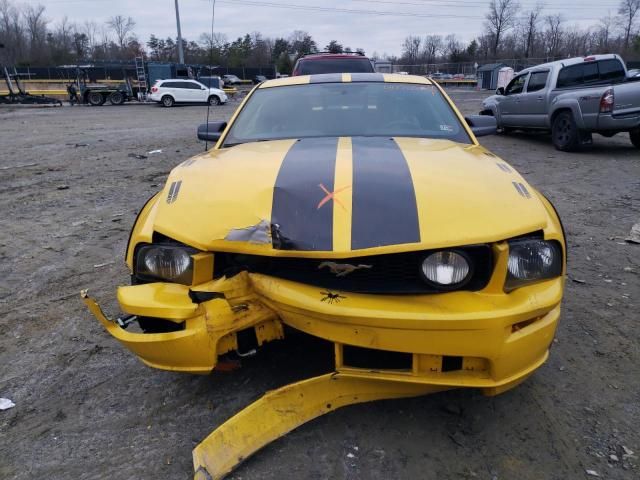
83,73 -> 565,479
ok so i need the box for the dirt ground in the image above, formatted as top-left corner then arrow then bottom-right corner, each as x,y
0,90 -> 638,480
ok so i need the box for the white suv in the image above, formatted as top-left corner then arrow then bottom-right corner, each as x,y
148,79 -> 227,107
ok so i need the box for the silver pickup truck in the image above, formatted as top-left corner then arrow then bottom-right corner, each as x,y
481,54 -> 640,151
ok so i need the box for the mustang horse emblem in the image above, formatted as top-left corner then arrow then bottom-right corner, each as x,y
318,261 -> 373,277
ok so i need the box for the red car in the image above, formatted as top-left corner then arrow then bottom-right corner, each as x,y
292,52 -> 375,76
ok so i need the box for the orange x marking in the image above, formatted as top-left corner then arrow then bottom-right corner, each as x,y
317,183 -> 350,211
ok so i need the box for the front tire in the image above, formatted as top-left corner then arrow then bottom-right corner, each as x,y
208,95 -> 221,106
552,111 -> 580,151
161,95 -> 175,107
87,91 -> 105,106
630,129 -> 640,149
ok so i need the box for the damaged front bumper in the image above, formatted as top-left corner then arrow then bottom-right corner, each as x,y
82,267 -> 561,389
83,270 -> 562,479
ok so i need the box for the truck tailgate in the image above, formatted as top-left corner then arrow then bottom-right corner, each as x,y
613,81 -> 640,117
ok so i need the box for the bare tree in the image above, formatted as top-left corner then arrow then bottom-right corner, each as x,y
520,3 -> 543,58
402,35 -> 421,64
618,0 -> 640,50
422,34 -> 442,64
107,14 -> 135,50
545,14 -> 564,58
24,4 -> 48,62
485,0 -> 520,55
595,13 -> 616,52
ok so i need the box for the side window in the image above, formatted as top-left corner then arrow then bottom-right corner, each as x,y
505,74 -> 527,95
187,82 -> 202,90
598,59 -> 626,82
557,65 -> 583,88
160,82 -> 173,88
527,71 -> 549,92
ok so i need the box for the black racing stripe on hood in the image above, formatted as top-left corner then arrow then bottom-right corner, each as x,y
351,137 -> 420,250
271,137 -> 338,251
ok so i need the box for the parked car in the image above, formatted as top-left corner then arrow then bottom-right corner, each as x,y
148,79 -> 227,107
292,52 -> 375,76
222,74 -> 242,85
481,54 -> 640,151
84,72 -> 565,479
252,75 -> 267,84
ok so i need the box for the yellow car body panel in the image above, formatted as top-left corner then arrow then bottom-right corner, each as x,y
83,74 -> 566,479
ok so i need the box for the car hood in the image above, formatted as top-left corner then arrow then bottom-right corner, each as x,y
151,136 -> 549,256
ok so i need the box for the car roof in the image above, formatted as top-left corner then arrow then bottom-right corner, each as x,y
159,78 -> 200,82
258,72 -> 433,89
299,53 -> 370,60
520,54 -> 622,73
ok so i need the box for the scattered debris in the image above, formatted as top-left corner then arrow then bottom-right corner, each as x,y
147,149 -> 163,155
71,220 -> 87,227
623,266 -> 635,273
93,261 -> 114,269
56,185 -> 69,190
0,398 -> 15,410
74,143 -> 89,148
622,446 -> 635,457
626,223 -> 640,244
128,153 -> 147,160
0,162 -> 38,170
571,277 -> 587,284
585,469 -> 599,477
346,452 -> 355,459
609,454 -> 619,462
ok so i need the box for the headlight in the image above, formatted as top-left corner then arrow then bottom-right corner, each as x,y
420,250 -> 471,287
135,244 -> 197,284
505,239 -> 563,291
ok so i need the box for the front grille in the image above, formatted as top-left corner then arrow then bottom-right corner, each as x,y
214,245 -> 493,294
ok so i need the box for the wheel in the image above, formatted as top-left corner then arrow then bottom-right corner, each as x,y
108,91 -> 125,105
630,129 -> 640,149
208,95 -> 221,106
87,91 -> 105,106
161,95 -> 174,107
552,111 -> 581,151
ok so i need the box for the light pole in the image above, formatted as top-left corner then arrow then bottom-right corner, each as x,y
174,0 -> 185,64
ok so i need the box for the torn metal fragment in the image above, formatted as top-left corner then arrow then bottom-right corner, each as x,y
224,219 -> 272,244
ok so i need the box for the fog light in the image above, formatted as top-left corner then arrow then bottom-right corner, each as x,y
421,251 -> 471,286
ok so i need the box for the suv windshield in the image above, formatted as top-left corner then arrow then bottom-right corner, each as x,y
223,82 -> 472,146
297,58 -> 374,75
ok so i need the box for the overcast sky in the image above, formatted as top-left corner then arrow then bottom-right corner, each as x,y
19,0 -> 625,56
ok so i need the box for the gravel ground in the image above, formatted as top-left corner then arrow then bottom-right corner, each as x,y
0,90 -> 638,480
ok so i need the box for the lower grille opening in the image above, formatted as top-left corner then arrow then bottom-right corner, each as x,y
343,345 -> 412,370
442,355 -> 463,372
137,317 -> 184,333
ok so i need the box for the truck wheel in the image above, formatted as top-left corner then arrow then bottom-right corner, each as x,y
109,92 -> 125,105
87,91 -> 105,106
630,129 -> 640,149
208,95 -> 221,106
161,95 -> 174,107
552,111 -> 580,152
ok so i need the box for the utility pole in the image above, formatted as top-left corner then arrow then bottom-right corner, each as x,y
174,0 -> 185,64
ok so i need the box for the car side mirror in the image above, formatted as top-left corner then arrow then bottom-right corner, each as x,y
495,87 -> 505,95
465,115 -> 497,137
197,122 -> 227,142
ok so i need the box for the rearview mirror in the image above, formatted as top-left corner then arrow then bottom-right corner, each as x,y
197,122 -> 227,142
495,87 -> 505,95
465,115 -> 497,137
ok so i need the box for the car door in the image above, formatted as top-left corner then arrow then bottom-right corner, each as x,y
186,81 -> 207,102
518,70 -> 550,127
500,73 -> 528,126
169,82 -> 189,103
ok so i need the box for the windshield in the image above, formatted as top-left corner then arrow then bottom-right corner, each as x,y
223,82 -> 472,146
297,58 -> 374,75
